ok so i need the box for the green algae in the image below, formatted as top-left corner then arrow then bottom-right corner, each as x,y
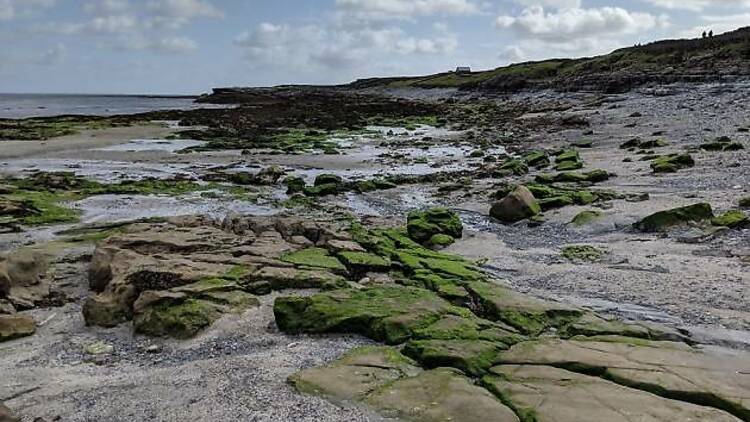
633,203 -> 713,232
711,210 -> 749,228
281,248 -> 347,272
562,245 -> 606,262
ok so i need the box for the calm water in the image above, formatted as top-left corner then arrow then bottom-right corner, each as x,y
0,93 -> 227,119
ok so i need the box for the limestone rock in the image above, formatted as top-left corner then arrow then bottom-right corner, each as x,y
483,365 -> 739,422
490,186 -> 541,223
634,203 -> 714,232
498,337 -> 750,420
0,314 -> 36,342
0,249 -> 49,310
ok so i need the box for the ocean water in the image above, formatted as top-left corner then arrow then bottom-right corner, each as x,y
0,93 -> 226,119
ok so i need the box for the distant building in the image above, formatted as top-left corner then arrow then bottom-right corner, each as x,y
455,66 -> 472,75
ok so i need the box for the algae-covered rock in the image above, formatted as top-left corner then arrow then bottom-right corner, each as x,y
651,153 -> 695,173
554,150 -> 583,171
490,186 -> 541,224
406,207 -> 463,245
633,203 -> 713,232
562,245 -> 606,262
337,251 -> 391,273
280,247 -> 347,273
711,210 -> 749,229
403,339 -> 504,376
482,365 -> 739,422
283,176 -> 306,194
273,286 -> 460,344
465,281 -> 583,336
499,159 -> 530,176
0,314 -> 36,342
428,233 -> 455,248
740,197 -> 750,209
570,210 -> 605,226
536,169 -> 610,184
314,174 -> 343,187
523,151 -> 550,168
366,368 -> 520,422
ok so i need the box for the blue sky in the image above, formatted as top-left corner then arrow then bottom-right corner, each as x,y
0,0 -> 748,94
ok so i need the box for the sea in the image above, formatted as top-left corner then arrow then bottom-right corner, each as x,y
0,93 -> 228,119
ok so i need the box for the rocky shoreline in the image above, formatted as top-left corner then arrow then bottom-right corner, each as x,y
0,78 -> 748,421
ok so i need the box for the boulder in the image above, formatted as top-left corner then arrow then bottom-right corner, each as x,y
0,314 -> 36,342
711,210 -> 749,228
651,153 -> 695,173
0,249 -> 49,310
633,203 -> 713,232
490,186 -> 541,223
406,207 -> 463,245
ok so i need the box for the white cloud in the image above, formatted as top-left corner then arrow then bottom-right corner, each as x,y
675,13 -> 750,38
335,0 -> 479,20
0,0 -> 55,20
641,0 -> 750,12
495,6 -> 664,41
514,0 -> 581,8
84,0 -> 130,16
235,21 -> 457,71
146,0 -> 223,19
34,42 -> 66,65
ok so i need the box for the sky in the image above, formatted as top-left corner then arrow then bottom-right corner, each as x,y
0,0 -> 748,94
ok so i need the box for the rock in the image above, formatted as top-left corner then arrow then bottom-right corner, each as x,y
497,337 -> 750,420
465,281 -> 583,336
0,402 -> 20,422
651,153 -> 695,173
499,159 -> 529,175
280,247 -> 347,273
0,314 -> 36,342
570,210 -> 604,226
482,365 -> 738,422
314,174 -> 343,187
633,203 -> 714,232
0,249 -> 49,310
84,341 -> 114,355
536,169 -> 610,184
403,339 -> 505,376
561,245 -> 606,262
289,346 -> 422,403
336,251 -> 391,273
366,368 -> 519,422
490,186 -> 541,223
273,286 -> 460,344
406,207 -> 463,245
711,210 -> 749,228
554,150 -> 583,171
523,151 -> 550,168
740,197 -> 750,209
282,176 -> 306,194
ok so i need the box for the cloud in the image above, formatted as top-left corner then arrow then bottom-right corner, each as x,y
0,0 -> 55,20
235,21 -> 458,71
640,0 -> 750,12
335,0 -> 480,20
675,13 -> 750,38
514,0 -> 581,8
495,6 -> 665,41
120,35 -> 199,53
146,0 -> 223,19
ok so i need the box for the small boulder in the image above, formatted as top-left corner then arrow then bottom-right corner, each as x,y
406,208 -> 463,245
0,314 -> 36,342
634,203 -> 713,232
711,210 -> 749,229
490,186 -> 541,224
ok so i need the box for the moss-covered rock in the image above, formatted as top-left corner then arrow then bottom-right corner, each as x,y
651,154 -> 695,173
490,186 -> 541,224
406,207 -> 463,245
554,150 -> 583,171
314,174 -> 343,187
536,169 -> 610,184
403,339 -> 504,376
633,203 -> 713,232
133,296 -> 221,339
428,233 -> 455,248
465,281 -> 583,336
283,176 -> 306,194
337,251 -> 391,273
711,210 -> 749,228
740,197 -> 750,209
523,151 -> 550,168
700,136 -> 744,152
562,245 -> 606,262
273,286 -> 462,344
570,210 -> 605,226
280,247 -> 347,273
499,159 -> 529,176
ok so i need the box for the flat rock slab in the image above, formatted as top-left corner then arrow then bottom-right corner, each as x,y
498,337 -> 750,420
290,346 -> 518,422
484,365 -> 740,422
0,314 -> 35,342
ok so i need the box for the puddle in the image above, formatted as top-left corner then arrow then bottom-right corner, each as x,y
0,158 -> 199,183
71,193 -> 280,224
94,138 -> 206,153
